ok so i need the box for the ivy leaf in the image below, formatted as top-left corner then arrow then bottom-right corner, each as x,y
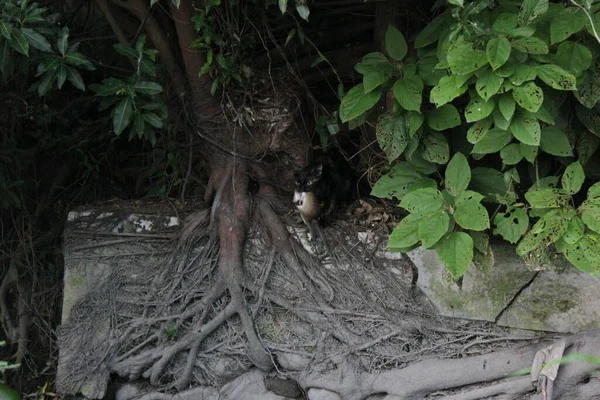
500,143 -> 523,165
133,81 -> 164,95
535,64 -> 576,91
465,95 -> 495,123
445,152 -> 470,196
562,161 -> 585,195
375,112 -> 410,162
447,41 -> 488,75
419,209 -> 450,248
486,37 -> 511,70
494,207 -> 529,243
422,131 -> 450,164
429,75 -> 469,107
510,113 -> 540,146
371,163 -> 437,200
385,25 -> 407,61
467,118 -> 492,144
550,7 -> 587,44
388,214 -> 421,249
400,187 -> 444,215
512,82 -> 543,112
427,104 -> 461,131
472,128 -> 512,154
539,126 -> 572,157
517,0 -> 549,26
563,216 -> 585,245
476,69 -> 504,101
555,41 -> 592,77
393,73 -> 423,111
339,84 -> 381,122
454,199 -> 490,231
436,232 -> 473,280
21,28 -> 52,53
113,97 -> 133,135
511,37 -> 548,55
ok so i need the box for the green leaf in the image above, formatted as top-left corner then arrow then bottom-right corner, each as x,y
422,131 -> 450,164
560,236 -> 600,274
471,167 -> 510,202
539,126 -> 572,157
512,82 -> 543,112
577,131 -> 599,165
517,209 -> 568,256
9,29 -> 29,56
509,64 -> 537,86
576,105 -> 600,136
511,37 -> 548,55
401,187 -> 444,215
445,152 -> 470,196
486,37 -> 511,70
364,71 -> 390,93
472,128 -> 512,154
133,81 -> 163,95
455,190 -> 485,206
582,202 -> 600,233
393,73 -> 423,112
37,71 -> 55,96
388,214 -> 421,249
465,95 -> 495,123
296,4 -> 310,21
0,382 -> 18,400
550,7 -> 587,44
498,92 -> 516,121
385,25 -> 407,61
447,41 -> 488,75
525,186 -> 564,208
429,75 -> 469,107
454,199 -> 490,231
21,28 -> 52,53
376,112 -> 410,162
562,161 -> 585,195
419,209 -> 450,248
563,216 -> 584,245
510,113 -> 540,146
113,97 -> 133,135
64,52 -> 91,66
467,117 -> 492,144
371,163 -> 436,200
143,113 -> 163,128
0,22 -> 11,41
588,182 -> 600,204
133,111 -> 145,136
339,84 -> 381,122
408,111 -> 424,136
278,0 -> 287,14
517,0 -> 549,26
65,66 -> 85,90
355,52 -> 392,75
535,64 -> 577,91
55,64 -> 67,89
476,69 -> 504,101
427,104 -> 461,131
415,12 -> 449,48
555,41 -> 592,77
500,143 -> 523,165
494,207 -> 529,243
57,26 -> 68,56
436,232 -> 473,279
113,43 -> 138,59
520,143 -> 538,163
493,13 -> 518,34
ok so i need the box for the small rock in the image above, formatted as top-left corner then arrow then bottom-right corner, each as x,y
265,377 -> 302,398
220,369 -> 289,400
307,388 -> 341,400
115,383 -> 139,400
277,352 -> 310,371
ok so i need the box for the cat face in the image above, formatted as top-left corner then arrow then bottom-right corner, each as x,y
294,163 -> 323,193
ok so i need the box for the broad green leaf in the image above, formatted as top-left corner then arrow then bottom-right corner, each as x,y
393,73 -> 423,112
500,143 -> 523,165
65,66 -> 85,90
113,97 -> 133,135
64,52 -> 91,66
89,78 -> 127,96
492,13 -> 518,34
408,111 -> 424,136
525,186 -> 564,208
339,84 -> 381,122
588,182 -> 600,204
509,64 -> 537,86
576,105 -> 600,136
471,167 -> 510,202
388,214 -> 421,249
510,113 -> 540,146
563,216 -> 584,245
512,82 -> 543,112
455,190 -> 485,206
422,131 -> 450,164
278,0 -> 287,14
371,163 -> 436,200
582,203 -> 600,233
0,383 -> 18,400
133,111 -> 145,135
494,207 -> 529,243
562,161 -> 585,195
536,64 -> 577,91
355,52 -> 392,75
517,209 -> 568,256
496,62 -> 516,78
476,69 -> 504,101
57,27 -> 68,56
465,95 -> 495,123
574,63 -> 600,108
555,41 -> 592,77
493,108 -> 511,130
517,0 -> 548,26
376,112 -> 410,162
9,29 -> 29,56
454,199 -> 490,231
415,12 -> 449,48
429,75 -> 469,107
436,232 -> 473,279
385,25 -> 407,61
0,22 -> 11,40
486,37 -> 511,70
511,37 -> 548,54
550,7 -> 587,44
133,81 -> 164,95
539,126 -> 572,157
419,209 -> 450,248
21,28 -> 52,52
113,43 -> 138,59
296,4 -> 310,21
560,236 -> 599,274
445,152 -> 470,196
447,0 -> 464,6
520,143 -> 538,163
467,117 -> 492,144
364,70 -> 390,93
401,187 -> 444,215
447,41 -> 488,75
577,131 -> 599,165
56,64 -> 67,89
498,92 -> 516,121
427,104 -> 461,131
472,128 -> 512,154
143,113 -> 163,128
37,71 -> 55,96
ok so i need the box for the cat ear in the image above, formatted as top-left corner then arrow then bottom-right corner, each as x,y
313,163 -> 323,177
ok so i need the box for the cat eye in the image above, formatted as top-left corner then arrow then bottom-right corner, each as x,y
295,180 -> 299,185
